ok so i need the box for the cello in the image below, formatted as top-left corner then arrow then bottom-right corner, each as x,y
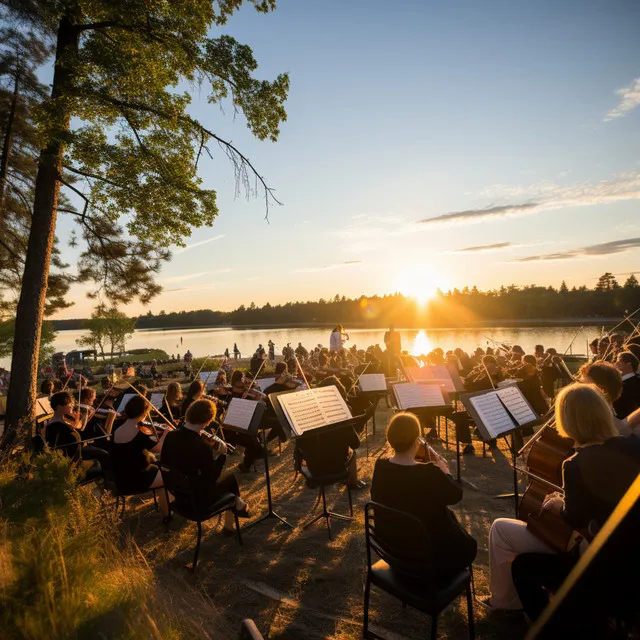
518,419 -> 582,552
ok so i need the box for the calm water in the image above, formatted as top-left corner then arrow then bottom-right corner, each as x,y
6,325 -> 598,367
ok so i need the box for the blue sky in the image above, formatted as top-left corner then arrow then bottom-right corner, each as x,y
54,0 -> 640,317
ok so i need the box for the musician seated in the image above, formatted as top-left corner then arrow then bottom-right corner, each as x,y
484,383 -> 640,613
161,399 -> 249,534
161,381 -> 183,421
295,376 -> 366,489
40,379 -> 54,396
578,361 -> 629,434
613,351 -> 640,419
180,379 -> 205,418
371,412 -> 477,580
111,395 -> 170,519
45,391 -> 84,463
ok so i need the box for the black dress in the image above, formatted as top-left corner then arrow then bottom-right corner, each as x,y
111,431 -> 159,493
45,419 -> 82,462
370,458 -> 477,579
297,424 -> 360,476
161,427 -> 239,512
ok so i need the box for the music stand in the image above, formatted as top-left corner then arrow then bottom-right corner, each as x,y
461,387 -> 540,517
222,399 -> 287,531
357,373 -> 389,454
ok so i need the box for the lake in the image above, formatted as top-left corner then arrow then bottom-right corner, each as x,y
9,325 -> 601,367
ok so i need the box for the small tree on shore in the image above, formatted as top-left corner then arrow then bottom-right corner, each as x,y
77,307 -> 136,359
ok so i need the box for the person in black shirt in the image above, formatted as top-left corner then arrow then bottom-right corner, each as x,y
45,391 -> 83,463
180,379 -> 205,418
295,376 -> 365,489
485,383 -> 640,618
371,412 -> 477,580
111,395 -> 170,518
161,399 -> 249,535
614,351 -> 640,419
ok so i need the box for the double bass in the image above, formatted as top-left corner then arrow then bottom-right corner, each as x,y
518,419 -> 582,552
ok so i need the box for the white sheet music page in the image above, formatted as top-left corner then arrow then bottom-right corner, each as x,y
311,385 -> 353,424
278,389 -> 326,436
117,393 -> 137,413
150,393 -> 164,410
199,372 -> 219,390
496,386 -> 538,426
358,373 -> 387,392
224,398 -> 258,430
469,392 -> 515,439
37,396 -> 52,416
394,383 -> 445,409
255,377 -> 276,392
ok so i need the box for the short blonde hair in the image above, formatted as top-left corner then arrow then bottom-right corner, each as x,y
386,412 -> 420,453
555,383 -> 617,445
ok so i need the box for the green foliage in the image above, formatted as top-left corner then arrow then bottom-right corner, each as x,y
0,318 -> 55,365
76,306 -> 136,358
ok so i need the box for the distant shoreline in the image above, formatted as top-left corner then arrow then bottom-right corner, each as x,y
52,318 -> 622,332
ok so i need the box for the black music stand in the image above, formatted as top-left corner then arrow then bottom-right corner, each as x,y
223,401 -> 292,531
461,388 -> 540,518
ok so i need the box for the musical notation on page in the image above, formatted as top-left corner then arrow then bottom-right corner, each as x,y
496,386 -> 537,426
469,393 -> 515,439
393,382 -> 446,410
358,373 -> 387,392
36,396 -> 52,416
117,393 -> 137,413
278,385 -> 352,436
149,393 -> 164,411
255,378 -> 276,392
224,398 -> 258,431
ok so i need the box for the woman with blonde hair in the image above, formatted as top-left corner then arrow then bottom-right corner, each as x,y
483,383 -> 640,615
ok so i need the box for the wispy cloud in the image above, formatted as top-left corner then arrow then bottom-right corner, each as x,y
419,171 -> 640,225
511,237 -> 640,263
605,77 -> 640,121
454,242 -> 514,253
294,260 -> 362,274
175,234 -> 226,254
163,268 -> 231,283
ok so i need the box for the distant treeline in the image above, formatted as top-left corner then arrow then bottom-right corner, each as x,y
133,273 -> 639,330
52,273 -> 640,331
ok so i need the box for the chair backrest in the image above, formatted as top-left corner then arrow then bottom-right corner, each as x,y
365,501 -> 436,585
31,433 -> 47,455
238,619 -> 264,640
160,463 -> 198,513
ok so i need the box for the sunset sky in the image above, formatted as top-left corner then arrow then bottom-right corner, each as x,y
53,0 -> 640,319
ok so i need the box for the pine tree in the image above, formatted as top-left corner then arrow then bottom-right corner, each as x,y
1,0 -> 289,448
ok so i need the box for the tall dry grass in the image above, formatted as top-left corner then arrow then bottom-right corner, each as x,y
0,451 -> 231,639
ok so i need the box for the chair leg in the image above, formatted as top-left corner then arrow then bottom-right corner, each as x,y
363,577 -> 371,638
430,614 -> 438,639
192,521 -> 202,572
115,495 -> 120,514
120,495 -> 126,519
234,511 -> 243,546
466,583 -> 475,640
152,489 -> 158,511
347,483 -> 353,517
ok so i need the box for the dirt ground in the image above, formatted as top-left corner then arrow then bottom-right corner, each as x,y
117,398 -> 538,640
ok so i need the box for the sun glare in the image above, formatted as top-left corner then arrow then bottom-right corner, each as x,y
393,265 -> 445,305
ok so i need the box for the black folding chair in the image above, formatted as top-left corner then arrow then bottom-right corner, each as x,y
363,502 -> 474,640
160,464 -> 242,572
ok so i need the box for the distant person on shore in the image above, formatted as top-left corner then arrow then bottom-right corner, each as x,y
183,350 -> 193,363
233,343 -> 240,360
329,324 -> 349,352
268,340 -> 275,361
224,348 -> 230,359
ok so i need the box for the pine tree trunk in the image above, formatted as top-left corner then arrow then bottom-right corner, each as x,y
1,17 -> 78,449
0,65 -> 20,210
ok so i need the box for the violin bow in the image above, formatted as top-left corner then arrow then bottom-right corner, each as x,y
293,354 -> 311,389
243,357 -> 267,399
194,354 -> 212,379
562,325 -> 584,356
123,381 -> 178,437
347,361 -> 371,396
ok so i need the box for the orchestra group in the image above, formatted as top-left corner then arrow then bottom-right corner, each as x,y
35,324 -> 640,635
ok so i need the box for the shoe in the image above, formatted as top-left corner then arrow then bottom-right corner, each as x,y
162,514 -> 173,525
476,596 -> 493,612
348,479 -> 368,491
463,444 -> 475,455
234,506 -> 251,519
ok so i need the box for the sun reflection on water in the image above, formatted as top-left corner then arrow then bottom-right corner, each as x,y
410,330 -> 433,356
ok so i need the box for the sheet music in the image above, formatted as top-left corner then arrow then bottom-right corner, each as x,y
469,393 -> 515,439
36,396 -> 52,416
496,386 -> 538,426
117,393 -> 137,413
149,393 -> 164,410
278,386 -> 352,436
223,398 -> 258,431
358,373 -> 387,392
199,371 -> 218,390
255,377 -> 276,392
393,382 -> 446,410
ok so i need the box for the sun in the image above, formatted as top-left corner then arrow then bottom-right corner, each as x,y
392,265 -> 445,305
